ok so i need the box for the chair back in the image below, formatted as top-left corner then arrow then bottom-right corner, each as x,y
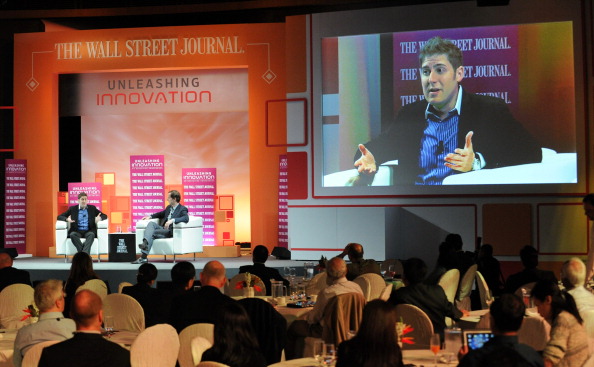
21,340 -> 59,367
197,362 -> 231,367
457,264 -> 477,300
305,272 -> 327,296
379,283 -> 393,301
581,309 -> 594,339
178,323 -> 215,367
321,292 -> 366,345
224,273 -> 266,297
475,271 -> 492,310
191,336 -> 213,366
76,279 -> 108,299
394,304 -> 434,350
438,269 -> 460,304
130,324 -> 180,367
103,293 -> 145,332
118,281 -> 133,293
0,283 -> 34,329
354,273 -> 387,301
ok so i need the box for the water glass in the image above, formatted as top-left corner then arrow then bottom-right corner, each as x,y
104,315 -> 114,337
313,340 -> 325,366
323,343 -> 336,366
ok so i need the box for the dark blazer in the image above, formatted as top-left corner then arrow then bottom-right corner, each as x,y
356,89 -> 542,185
504,268 -> 557,294
57,205 -> 107,236
168,285 -> 236,333
122,283 -> 167,327
239,263 -> 290,296
38,332 -> 130,367
0,266 -> 32,292
150,204 -> 189,234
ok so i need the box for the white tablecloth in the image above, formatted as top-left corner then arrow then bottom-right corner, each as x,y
268,357 -> 318,367
403,349 -> 458,365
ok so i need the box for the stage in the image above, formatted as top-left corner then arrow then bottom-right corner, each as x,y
10,255 -> 309,294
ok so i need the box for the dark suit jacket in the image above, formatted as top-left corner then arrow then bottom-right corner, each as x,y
122,283 -> 167,327
504,268 -> 557,294
57,205 -> 107,236
0,266 -> 31,292
38,332 -> 130,367
356,90 -> 542,185
168,285 -> 236,333
239,263 -> 290,296
150,204 -> 189,235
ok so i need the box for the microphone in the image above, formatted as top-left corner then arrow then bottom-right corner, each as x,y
436,140 -> 444,155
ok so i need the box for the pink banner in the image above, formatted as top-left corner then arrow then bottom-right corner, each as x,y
278,155 -> 288,248
4,159 -> 27,254
182,168 -> 216,246
130,155 -> 165,226
67,182 -> 103,209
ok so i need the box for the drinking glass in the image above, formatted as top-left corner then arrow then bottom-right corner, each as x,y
313,340 -> 325,366
284,266 -> 292,278
104,315 -> 114,337
387,265 -> 396,279
430,334 -> 440,367
323,343 -> 336,366
380,263 -> 387,278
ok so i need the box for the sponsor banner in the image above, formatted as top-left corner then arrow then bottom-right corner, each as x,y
278,155 -> 288,248
4,159 -> 27,253
67,182 -> 103,209
130,155 -> 165,226
182,168 -> 216,246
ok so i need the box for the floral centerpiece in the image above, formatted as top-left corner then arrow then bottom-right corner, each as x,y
235,273 -> 262,297
395,319 -> 414,346
21,304 -> 39,323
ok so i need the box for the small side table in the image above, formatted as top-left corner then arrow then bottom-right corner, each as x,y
108,233 -> 137,262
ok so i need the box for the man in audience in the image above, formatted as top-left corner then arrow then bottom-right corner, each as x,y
286,257 -> 363,359
161,261 -> 196,320
57,192 -> 108,255
122,263 -> 167,327
239,245 -> 289,296
458,293 -> 543,367
38,290 -> 130,367
561,257 -> 594,319
446,233 -> 475,276
13,279 -> 76,367
337,242 -> 381,281
583,194 -> 594,280
388,257 -> 464,339
0,251 -> 31,292
504,245 -> 556,294
169,260 -> 236,332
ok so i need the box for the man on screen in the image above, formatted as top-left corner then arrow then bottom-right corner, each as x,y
132,189 -> 189,264
57,192 -> 107,254
354,36 -> 542,185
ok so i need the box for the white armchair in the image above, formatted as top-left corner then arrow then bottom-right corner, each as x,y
135,215 -> 203,262
55,219 -> 109,262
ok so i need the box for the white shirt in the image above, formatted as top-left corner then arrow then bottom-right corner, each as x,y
587,225 -> 594,281
306,277 -> 363,325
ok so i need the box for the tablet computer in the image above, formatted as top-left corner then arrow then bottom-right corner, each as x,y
463,330 -> 494,350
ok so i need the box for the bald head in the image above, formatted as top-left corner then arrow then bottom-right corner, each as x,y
71,290 -> 103,330
562,257 -> 587,290
346,243 -> 364,262
326,257 -> 347,284
0,253 -> 13,269
200,260 -> 227,288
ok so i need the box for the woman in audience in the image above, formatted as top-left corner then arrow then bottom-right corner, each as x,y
63,252 -> 105,316
531,279 -> 589,367
201,302 -> 267,367
337,299 -> 403,367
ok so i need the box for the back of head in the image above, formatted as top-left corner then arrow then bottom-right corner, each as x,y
211,302 -> 260,364
445,233 -> 463,251
252,245 -> 269,264
201,260 -> 226,287
490,294 -> 525,333
347,243 -> 364,261
0,252 -> 12,269
71,289 -> 102,328
35,279 -> 64,313
519,246 -> 538,269
561,257 -> 586,290
137,263 -> 158,284
68,252 -> 97,286
419,36 -> 463,70
478,346 -> 533,367
171,261 -> 196,287
403,258 -> 427,285
583,194 -> 594,206
326,257 -> 347,283
169,189 -> 181,203
479,244 -> 494,258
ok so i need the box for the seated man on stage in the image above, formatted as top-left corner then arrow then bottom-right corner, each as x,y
132,190 -> 189,264
57,192 -> 107,255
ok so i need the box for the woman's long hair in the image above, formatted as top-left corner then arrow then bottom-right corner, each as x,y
66,252 -> 99,289
344,299 -> 403,367
531,279 -> 583,324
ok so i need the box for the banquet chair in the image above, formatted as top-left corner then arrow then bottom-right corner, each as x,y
118,281 -> 133,293
103,293 -> 145,332
21,340 -> 59,367
475,271 -> 492,310
0,283 -> 34,329
55,219 -> 109,262
354,273 -> 386,301
130,323 -> 180,367
305,272 -> 327,296
456,264 -> 477,310
135,216 -> 203,262
438,269 -> 460,327
76,279 -> 108,299
379,283 -> 393,301
224,273 -> 266,297
197,362 -> 230,367
394,304 -> 434,350
178,323 -> 215,367
191,336 -> 213,366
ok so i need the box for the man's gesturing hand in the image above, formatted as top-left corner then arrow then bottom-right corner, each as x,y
444,131 -> 475,172
354,144 -> 377,174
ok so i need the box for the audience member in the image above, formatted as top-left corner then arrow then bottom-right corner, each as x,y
561,257 -> 594,339
201,301 -> 267,367
531,279 -> 589,367
426,241 -> 456,285
446,233 -> 475,276
388,257 -> 464,339
169,260 -> 235,333
583,194 -> 594,280
122,263 -> 166,327
477,244 -> 504,296
286,257 -> 363,359
13,280 -> 76,367
0,252 -> 31,292
504,246 -> 557,294
337,243 -> 381,281
336,299 -> 403,367
458,293 -> 543,367
63,252 -> 106,317
239,245 -> 289,296
38,290 -> 130,367
161,261 -> 196,323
